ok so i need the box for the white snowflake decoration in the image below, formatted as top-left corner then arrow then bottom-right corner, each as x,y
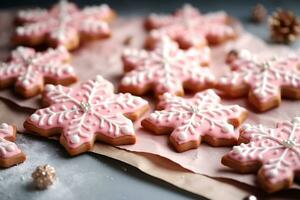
218,50 -> 300,111
120,37 -> 215,97
142,90 -> 247,152
146,4 -> 236,48
223,118 -> 300,192
15,0 -> 113,49
0,46 -> 76,97
24,75 -> 149,155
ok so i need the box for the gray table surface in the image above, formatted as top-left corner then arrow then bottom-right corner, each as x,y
1,1 -> 300,200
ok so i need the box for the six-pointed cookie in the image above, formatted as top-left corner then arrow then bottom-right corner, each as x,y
222,118 -> 300,193
24,75 -> 149,156
0,46 -> 77,98
119,37 -> 215,97
142,90 -> 248,152
0,123 -> 26,168
14,0 -> 115,50
145,4 -> 236,48
217,50 -> 300,112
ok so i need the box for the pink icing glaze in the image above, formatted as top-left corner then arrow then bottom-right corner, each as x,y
15,0 -> 112,47
144,89 -> 247,146
0,46 -> 76,92
25,75 -> 149,150
219,50 -> 300,102
120,37 -> 215,96
146,4 -> 235,48
0,123 -> 21,158
226,118 -> 300,185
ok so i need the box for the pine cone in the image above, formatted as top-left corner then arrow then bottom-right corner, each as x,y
269,9 -> 300,43
251,4 -> 267,23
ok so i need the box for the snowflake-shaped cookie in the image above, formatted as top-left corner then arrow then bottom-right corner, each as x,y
217,50 -> 300,112
0,46 -> 77,98
141,90 -> 248,152
14,0 -> 115,50
222,118 -> 300,193
119,37 -> 215,97
0,123 -> 26,168
145,4 -> 236,48
24,75 -> 149,156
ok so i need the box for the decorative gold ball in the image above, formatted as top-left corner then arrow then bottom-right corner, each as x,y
32,164 -> 56,189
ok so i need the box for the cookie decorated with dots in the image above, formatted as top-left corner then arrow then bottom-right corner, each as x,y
0,123 -> 26,168
14,0 -> 115,50
119,37 -> 215,97
145,4 -> 236,49
222,118 -> 300,193
217,50 -> 300,112
0,46 -> 77,98
24,75 -> 149,156
142,90 -> 248,152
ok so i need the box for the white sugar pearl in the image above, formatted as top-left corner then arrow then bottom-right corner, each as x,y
17,27 -> 25,35
64,66 -> 74,74
6,144 -> 15,152
70,134 -> 80,144
267,169 -> 278,178
206,89 -> 215,96
30,114 -> 39,122
22,80 -> 30,86
254,90 -> 266,99
123,48 -> 132,55
149,113 -> 157,121
177,132 -> 187,141
232,146 -> 242,154
45,84 -> 55,92
122,126 -> 133,135
0,123 -> 9,129
219,77 -> 228,85
95,75 -> 103,82
121,77 -> 131,85
221,124 -> 234,133
162,93 -> 172,99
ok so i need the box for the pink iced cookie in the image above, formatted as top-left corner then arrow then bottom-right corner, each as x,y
217,50 -> 300,112
24,75 -> 149,156
119,37 -> 215,97
145,4 -> 236,48
222,118 -> 300,193
0,123 -> 26,168
142,90 -> 248,152
14,0 -> 115,50
0,46 -> 77,98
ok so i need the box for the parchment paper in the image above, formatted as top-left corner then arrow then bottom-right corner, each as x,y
0,11 -> 299,193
